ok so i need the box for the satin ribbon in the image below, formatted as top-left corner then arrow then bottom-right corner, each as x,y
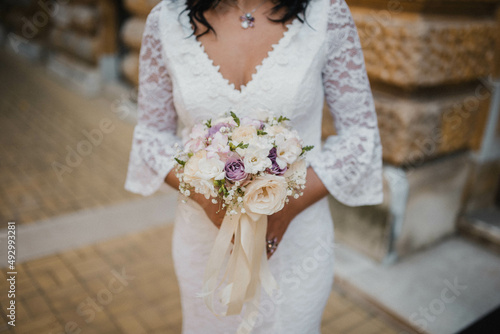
197,210 -> 279,333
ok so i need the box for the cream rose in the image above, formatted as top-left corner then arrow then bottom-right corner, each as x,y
243,175 -> 288,215
183,150 -> 224,199
266,125 -> 288,137
231,125 -> 257,144
284,158 -> 307,185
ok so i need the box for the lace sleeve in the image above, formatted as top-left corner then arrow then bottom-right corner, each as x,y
309,0 -> 383,206
124,4 -> 182,196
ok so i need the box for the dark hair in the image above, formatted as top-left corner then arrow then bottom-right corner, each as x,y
183,0 -> 310,37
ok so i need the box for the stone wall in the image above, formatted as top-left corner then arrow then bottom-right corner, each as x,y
325,0 -> 500,262
120,0 -> 160,86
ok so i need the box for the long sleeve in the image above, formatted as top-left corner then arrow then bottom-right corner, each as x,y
124,4 -> 182,196
309,0 -> 383,206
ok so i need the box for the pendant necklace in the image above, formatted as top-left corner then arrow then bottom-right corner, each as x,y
235,0 -> 268,29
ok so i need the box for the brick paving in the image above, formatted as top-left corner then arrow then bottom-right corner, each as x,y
0,49 -> 143,225
1,225 -> 404,334
0,50 -> 408,333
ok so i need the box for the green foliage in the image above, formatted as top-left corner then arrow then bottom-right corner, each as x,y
229,141 -> 249,151
174,158 -> 186,166
300,145 -> 314,156
230,111 -> 240,126
277,116 -> 290,123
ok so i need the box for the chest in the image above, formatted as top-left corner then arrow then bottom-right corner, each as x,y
159,0 -> 329,126
195,9 -> 295,92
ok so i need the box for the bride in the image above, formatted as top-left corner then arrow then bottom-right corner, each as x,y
124,0 -> 383,332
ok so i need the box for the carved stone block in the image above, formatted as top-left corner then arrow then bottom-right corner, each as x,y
374,86 -> 491,166
350,7 -> 496,88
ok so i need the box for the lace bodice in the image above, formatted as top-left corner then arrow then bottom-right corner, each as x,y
125,0 -> 383,207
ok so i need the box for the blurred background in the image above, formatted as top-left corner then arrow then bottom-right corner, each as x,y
0,0 -> 499,333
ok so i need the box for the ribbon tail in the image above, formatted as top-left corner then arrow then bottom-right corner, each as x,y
225,213 -> 252,315
199,212 -> 240,315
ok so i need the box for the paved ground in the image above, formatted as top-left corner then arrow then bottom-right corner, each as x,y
0,49 -> 409,334
0,49 -> 142,225
0,224 -> 404,334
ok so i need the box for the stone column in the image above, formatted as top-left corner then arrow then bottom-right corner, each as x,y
323,0 -> 500,262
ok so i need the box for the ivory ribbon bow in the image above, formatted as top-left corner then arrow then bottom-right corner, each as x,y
198,209 -> 279,333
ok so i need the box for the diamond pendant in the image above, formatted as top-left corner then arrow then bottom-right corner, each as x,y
240,13 -> 255,29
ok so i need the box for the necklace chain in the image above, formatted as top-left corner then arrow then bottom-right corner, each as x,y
234,0 -> 268,15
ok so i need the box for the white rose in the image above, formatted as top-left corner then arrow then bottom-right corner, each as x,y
183,150 -> 224,199
243,175 -> 288,215
284,158 -> 307,185
238,137 -> 273,174
274,134 -> 302,168
232,125 -> 257,144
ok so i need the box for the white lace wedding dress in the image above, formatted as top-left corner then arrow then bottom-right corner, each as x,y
124,0 -> 383,332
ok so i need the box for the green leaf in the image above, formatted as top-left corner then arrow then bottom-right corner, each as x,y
219,184 -> 229,196
205,119 -> 212,128
277,116 -> 290,123
237,142 -> 249,149
257,130 -> 267,136
174,158 -> 186,166
300,145 -> 314,156
230,111 -> 240,126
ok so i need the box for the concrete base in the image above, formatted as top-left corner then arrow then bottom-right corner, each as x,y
330,152 -> 472,263
333,235 -> 500,334
397,152 -> 472,258
5,33 -> 46,62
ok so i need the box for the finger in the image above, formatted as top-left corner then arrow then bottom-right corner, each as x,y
266,236 -> 279,259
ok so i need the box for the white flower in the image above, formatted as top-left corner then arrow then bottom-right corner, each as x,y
190,123 -> 208,139
274,134 -> 302,168
240,117 -> 263,128
231,125 -> 257,144
238,136 -> 273,174
284,158 -> 307,186
184,138 -> 205,153
213,116 -> 237,127
266,125 -> 290,138
252,108 -> 274,121
206,131 -> 229,158
183,150 -> 225,199
243,175 -> 288,215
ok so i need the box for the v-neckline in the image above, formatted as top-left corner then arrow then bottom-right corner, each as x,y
183,11 -> 301,96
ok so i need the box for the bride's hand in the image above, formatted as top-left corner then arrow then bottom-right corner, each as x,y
266,203 -> 297,259
265,167 -> 330,259
165,169 -> 226,228
191,193 -> 227,228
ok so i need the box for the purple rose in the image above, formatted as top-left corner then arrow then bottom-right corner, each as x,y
208,123 -> 232,137
267,147 -> 287,175
225,158 -> 248,182
268,147 -> 277,160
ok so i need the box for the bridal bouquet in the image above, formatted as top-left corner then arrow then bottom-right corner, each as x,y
173,111 -> 313,332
